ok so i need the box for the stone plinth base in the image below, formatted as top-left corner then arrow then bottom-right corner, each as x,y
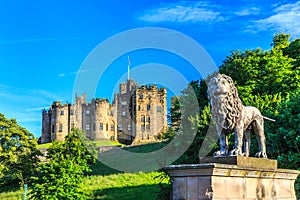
165,157 -> 299,200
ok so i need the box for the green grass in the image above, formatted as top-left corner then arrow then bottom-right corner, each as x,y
37,142 -> 55,148
0,187 -> 23,200
93,140 -> 123,147
124,142 -> 167,153
0,172 -> 169,200
1,142 -> 171,200
37,140 -> 123,149
84,172 -> 169,200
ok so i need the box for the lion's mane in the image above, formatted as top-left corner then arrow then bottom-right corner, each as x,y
207,74 -> 243,130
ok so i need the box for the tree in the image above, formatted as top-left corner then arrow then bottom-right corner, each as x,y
0,113 -> 40,188
271,33 -> 290,49
29,129 -> 96,200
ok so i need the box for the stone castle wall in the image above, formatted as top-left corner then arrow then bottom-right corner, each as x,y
41,79 -> 167,144
133,85 -> 167,143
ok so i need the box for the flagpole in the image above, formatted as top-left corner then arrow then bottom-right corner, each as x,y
128,56 -> 130,80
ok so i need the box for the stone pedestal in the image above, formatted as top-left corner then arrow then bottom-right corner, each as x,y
165,157 -> 300,200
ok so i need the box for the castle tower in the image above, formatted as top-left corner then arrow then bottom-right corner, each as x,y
114,78 -> 138,144
41,109 -> 51,143
91,98 -> 116,141
49,101 -> 69,142
133,84 -> 167,143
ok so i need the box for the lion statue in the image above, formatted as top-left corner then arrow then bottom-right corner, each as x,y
207,73 -> 272,158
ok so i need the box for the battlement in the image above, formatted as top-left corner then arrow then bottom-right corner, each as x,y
94,98 -> 109,104
138,84 -> 166,93
41,79 -> 168,145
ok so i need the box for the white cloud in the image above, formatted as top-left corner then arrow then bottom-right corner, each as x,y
24,107 -> 49,112
138,1 -> 225,24
234,7 -> 260,16
0,84 -> 65,136
0,37 -> 87,44
58,68 -> 99,78
58,73 -> 65,77
255,1 -> 300,36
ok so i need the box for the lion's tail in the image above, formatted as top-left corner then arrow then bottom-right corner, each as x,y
263,116 -> 276,122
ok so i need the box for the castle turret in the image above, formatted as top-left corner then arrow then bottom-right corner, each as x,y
132,84 -> 167,143
50,101 -> 69,142
41,108 -> 51,143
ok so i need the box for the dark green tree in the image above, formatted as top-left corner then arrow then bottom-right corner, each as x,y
29,129 -> 96,200
271,33 -> 290,49
0,113 -> 40,189
283,38 -> 300,69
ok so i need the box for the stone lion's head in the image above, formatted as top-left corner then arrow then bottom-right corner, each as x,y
207,73 -> 243,130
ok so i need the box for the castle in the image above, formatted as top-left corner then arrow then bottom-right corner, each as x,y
41,79 -> 167,144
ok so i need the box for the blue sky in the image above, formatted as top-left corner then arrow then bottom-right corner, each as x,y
1,0 -> 300,137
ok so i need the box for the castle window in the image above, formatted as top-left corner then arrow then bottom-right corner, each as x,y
86,124 -> 90,130
71,123 -> 75,129
139,94 -> 143,99
60,110 -> 64,115
52,125 -> 55,133
111,124 -> 115,131
128,124 -> 131,131
86,110 -> 90,115
122,111 -> 126,116
59,124 -> 63,132
106,123 -> 108,131
160,96 -> 164,103
141,115 -> 145,122
146,116 -> 150,122
157,106 -> 162,112
70,110 -> 74,115
147,104 -> 151,111
99,123 -> 103,130
121,101 -> 127,107
148,94 -> 151,99
141,124 -> 145,131
118,125 -> 122,132
137,105 -> 140,111
146,124 -> 150,130
93,123 -> 96,130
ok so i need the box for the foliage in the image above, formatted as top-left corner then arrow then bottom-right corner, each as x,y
29,129 -> 96,200
0,113 -> 40,188
1,171 -> 169,200
264,92 -> 300,197
155,169 -> 173,200
219,50 -> 296,98
272,94 -> 299,173
271,33 -> 290,49
160,33 -> 300,198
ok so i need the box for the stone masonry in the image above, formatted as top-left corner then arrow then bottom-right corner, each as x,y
41,79 -> 167,144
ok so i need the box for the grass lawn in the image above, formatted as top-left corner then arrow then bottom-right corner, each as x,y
0,191 -> 23,200
85,172 -> 169,200
93,140 -> 123,147
37,140 -> 123,149
1,142 -> 171,200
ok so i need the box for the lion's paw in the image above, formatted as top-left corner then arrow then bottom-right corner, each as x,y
229,148 -> 243,156
255,151 -> 267,158
214,150 -> 227,157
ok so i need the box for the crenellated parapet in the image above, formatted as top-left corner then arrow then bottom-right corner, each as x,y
41,79 -> 167,145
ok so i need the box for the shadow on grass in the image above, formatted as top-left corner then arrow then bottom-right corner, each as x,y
89,183 -> 170,200
88,160 -> 123,176
89,142 -> 170,176
0,183 -> 20,193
